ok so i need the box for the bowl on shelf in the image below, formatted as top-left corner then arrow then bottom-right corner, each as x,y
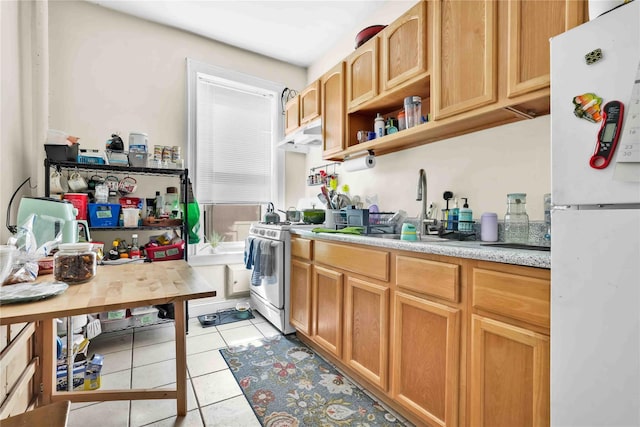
355,25 -> 386,49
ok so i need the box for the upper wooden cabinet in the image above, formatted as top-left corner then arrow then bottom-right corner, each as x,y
346,36 -> 379,110
380,0 -> 429,92
284,95 -> 300,135
321,62 -> 346,158
432,0 -> 497,120
505,0 -> 585,98
300,80 -> 321,124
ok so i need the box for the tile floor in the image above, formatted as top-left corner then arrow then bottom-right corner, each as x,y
67,311 -> 280,427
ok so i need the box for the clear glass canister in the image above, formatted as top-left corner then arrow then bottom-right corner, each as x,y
54,243 -> 97,284
504,193 -> 529,244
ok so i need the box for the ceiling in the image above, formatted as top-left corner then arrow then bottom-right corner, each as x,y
86,0 -> 391,67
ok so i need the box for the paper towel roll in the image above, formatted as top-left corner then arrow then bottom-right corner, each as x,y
342,154 -> 376,172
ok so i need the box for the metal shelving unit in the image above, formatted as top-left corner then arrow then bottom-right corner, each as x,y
44,158 -> 190,261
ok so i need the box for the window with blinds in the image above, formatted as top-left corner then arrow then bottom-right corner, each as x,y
187,59 -> 284,243
194,73 -> 278,204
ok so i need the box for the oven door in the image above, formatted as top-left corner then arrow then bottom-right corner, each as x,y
248,237 -> 285,309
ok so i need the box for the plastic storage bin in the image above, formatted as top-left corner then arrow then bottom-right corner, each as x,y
131,306 -> 159,327
128,152 -> 148,167
145,241 -> 185,261
45,144 -> 79,162
99,317 -> 132,333
88,203 -> 121,227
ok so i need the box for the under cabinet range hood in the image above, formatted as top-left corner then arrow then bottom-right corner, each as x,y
277,119 -> 322,153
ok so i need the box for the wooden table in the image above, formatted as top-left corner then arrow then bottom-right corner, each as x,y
0,260 -> 215,416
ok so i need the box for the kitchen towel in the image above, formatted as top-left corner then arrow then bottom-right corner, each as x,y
311,226 -> 364,235
342,154 -> 376,172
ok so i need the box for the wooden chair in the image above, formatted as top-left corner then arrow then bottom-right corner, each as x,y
2,400 -> 70,427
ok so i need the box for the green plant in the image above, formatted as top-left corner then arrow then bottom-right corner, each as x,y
208,231 -> 226,248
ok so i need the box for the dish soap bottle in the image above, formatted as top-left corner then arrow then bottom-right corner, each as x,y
504,193 -> 529,243
374,113 -> 385,139
449,198 -> 459,231
459,198 -> 473,232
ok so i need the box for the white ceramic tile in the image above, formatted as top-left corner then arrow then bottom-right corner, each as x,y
219,325 -> 264,347
214,319 -> 254,332
187,331 -> 226,355
255,321 -> 281,338
132,359 -> 178,389
140,409 -> 204,427
134,323 -> 175,347
249,312 -> 267,324
133,340 -> 176,367
68,369 -> 132,409
191,370 -> 242,407
100,348 -> 133,375
187,318 -> 218,337
200,395 -> 261,427
187,349 -> 229,378
130,381 -> 198,426
67,400 -> 130,427
89,329 -> 133,354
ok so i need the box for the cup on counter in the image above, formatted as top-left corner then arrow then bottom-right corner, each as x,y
480,212 -> 498,242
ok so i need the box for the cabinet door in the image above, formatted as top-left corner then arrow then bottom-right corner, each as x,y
380,1 -> 428,92
290,259 -> 313,335
321,62 -> 346,158
391,291 -> 461,427
300,80 -> 321,124
432,0 -> 497,119
344,276 -> 389,390
346,37 -> 379,110
312,265 -> 343,358
470,315 -> 550,427
506,0 -> 586,98
285,95 -> 300,134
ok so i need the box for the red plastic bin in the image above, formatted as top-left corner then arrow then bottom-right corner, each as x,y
145,241 -> 184,261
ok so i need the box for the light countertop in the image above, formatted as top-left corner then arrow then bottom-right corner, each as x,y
290,229 -> 550,269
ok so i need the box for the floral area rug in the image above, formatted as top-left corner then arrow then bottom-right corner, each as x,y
220,334 -> 407,427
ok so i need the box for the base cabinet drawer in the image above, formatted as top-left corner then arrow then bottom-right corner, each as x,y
472,267 -> 550,328
315,241 -> 389,282
396,255 -> 460,302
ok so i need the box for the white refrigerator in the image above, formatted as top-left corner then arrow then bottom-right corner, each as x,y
550,2 -> 640,426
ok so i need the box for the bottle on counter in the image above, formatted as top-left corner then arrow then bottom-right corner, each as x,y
459,198 -> 473,232
109,240 -> 120,261
155,191 -> 165,218
130,234 -> 141,259
118,239 -> 129,259
374,113 -> 385,139
504,193 -> 529,244
449,199 -> 459,231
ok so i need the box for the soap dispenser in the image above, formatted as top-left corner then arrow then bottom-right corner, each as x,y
459,198 -> 473,232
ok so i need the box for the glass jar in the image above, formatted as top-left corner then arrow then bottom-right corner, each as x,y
403,96 -> 422,129
504,193 -> 529,244
54,243 -> 97,284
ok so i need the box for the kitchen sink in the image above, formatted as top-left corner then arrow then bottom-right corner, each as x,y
480,243 -> 551,251
367,234 -> 450,242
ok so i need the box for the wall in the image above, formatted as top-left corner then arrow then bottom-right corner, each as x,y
46,1 -> 307,212
304,0 -> 551,221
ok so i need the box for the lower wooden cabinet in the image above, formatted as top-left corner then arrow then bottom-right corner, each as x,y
391,291 -> 461,427
290,259 -> 312,335
344,276 -> 390,391
312,265 -> 344,358
470,315 -> 550,427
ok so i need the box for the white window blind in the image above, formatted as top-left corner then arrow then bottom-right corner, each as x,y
195,73 -> 276,204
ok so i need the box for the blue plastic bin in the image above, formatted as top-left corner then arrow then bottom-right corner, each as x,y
88,203 -> 120,227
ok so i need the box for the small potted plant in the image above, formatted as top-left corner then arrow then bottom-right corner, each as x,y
208,231 -> 226,253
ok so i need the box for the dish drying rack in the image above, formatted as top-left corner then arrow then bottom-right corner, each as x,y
330,209 -> 398,234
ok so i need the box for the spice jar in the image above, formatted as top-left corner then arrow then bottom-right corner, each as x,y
54,243 -> 97,284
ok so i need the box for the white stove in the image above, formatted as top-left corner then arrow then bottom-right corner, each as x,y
246,221 -> 317,335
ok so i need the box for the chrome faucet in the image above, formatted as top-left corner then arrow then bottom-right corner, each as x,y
417,169 -> 437,235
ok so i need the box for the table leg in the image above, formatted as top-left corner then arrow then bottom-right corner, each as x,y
174,301 -> 187,416
41,318 -> 56,405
